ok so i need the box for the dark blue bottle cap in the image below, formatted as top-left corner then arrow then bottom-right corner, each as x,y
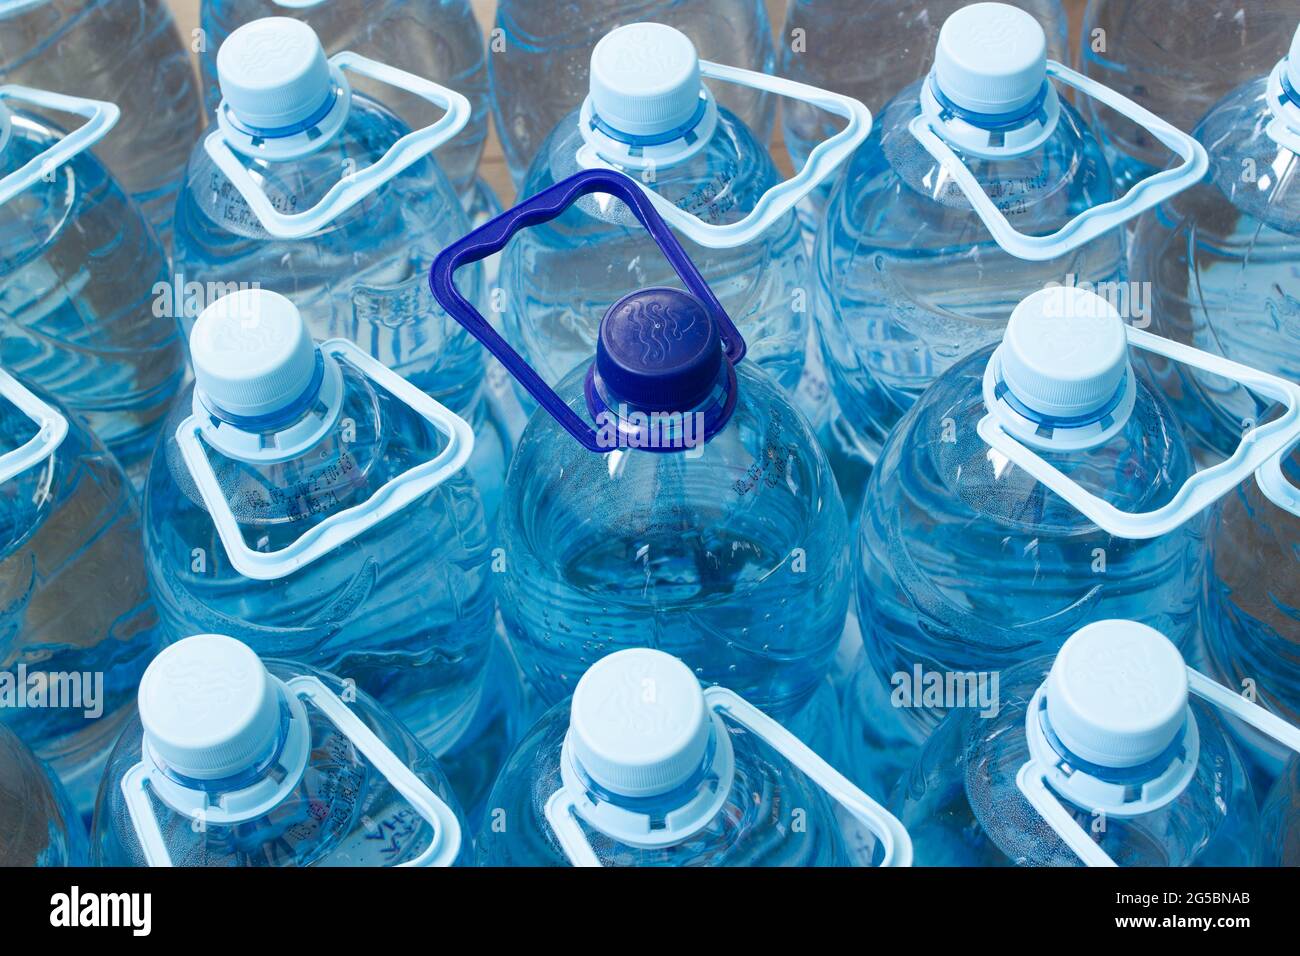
595,287 -> 722,412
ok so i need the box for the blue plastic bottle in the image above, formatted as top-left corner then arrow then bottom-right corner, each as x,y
1258,756 -> 1300,866
475,648 -> 910,867
1202,447 -> 1300,788
142,288 -> 513,820
0,367 -> 163,817
0,0 -> 203,244
173,17 -> 511,518
814,2 -> 1205,512
0,87 -> 185,478
0,723 -> 87,865
434,170 -> 852,730
778,0 -> 1069,234
489,0 -> 776,188
1129,25 -> 1300,461
92,634 -> 469,867
1081,0 -> 1293,193
498,23 -> 871,405
197,0 -> 498,224
845,286 -> 1210,798
895,620 -> 1281,866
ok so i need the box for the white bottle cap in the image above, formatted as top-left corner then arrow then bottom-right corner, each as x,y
1288,24 -> 1300,91
1045,620 -> 1189,769
191,288 -> 318,419
588,22 -> 703,137
999,286 -> 1130,420
933,2 -> 1047,115
217,17 -> 333,130
138,635 -> 283,782
569,648 -> 712,799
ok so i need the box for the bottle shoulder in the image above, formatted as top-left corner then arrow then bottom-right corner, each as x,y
824,84 -> 1116,250
866,345 -> 1197,536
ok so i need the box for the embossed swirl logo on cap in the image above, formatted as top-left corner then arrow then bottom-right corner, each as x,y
966,7 -> 1027,55
153,651 -> 256,723
601,31 -> 691,79
232,24 -> 311,81
1065,635 -> 1169,716
205,304 -> 289,354
590,662 -> 684,740
612,295 -> 706,365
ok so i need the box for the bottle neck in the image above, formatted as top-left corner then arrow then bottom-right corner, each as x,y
922,72 -> 1062,160
559,712 -> 736,850
193,349 -> 346,464
142,685 -> 313,827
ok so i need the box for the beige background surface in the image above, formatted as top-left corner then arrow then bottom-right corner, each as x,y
164,0 -> 1087,203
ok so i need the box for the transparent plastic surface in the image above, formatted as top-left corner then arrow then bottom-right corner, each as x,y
489,0 -> 775,186
497,362 -> 850,719
475,698 -> 853,867
815,79 -> 1124,509
1130,77 -> 1300,460
0,108 -> 185,476
894,657 -> 1258,866
0,723 -> 87,865
1202,447 -> 1300,785
91,660 -> 470,867
0,381 -> 163,816
845,343 -> 1202,796
199,0 -> 492,215
143,361 -> 498,805
500,105 -> 808,402
778,0 -> 1069,229
0,0 -> 203,243
1080,0 -> 1293,191
1258,755 -> 1300,866
173,90 -> 511,517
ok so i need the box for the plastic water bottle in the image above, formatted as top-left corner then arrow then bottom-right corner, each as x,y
1081,0 -> 1294,193
814,2 -> 1207,512
777,0 -> 1069,233
0,723 -> 87,865
197,0 -> 498,224
433,169 -> 852,729
475,648 -> 911,867
843,285 -> 1300,799
895,620 -> 1297,866
172,17 -> 511,518
1202,447 -> 1300,788
0,0 -> 203,244
0,367 -> 163,817
91,634 -> 469,866
1258,756 -> 1300,866
142,289 -> 513,819
1129,25 -> 1300,461
498,22 -> 871,406
489,0 -> 776,188
0,87 -> 186,478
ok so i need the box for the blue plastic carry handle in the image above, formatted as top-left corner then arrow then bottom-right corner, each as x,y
430,168 -> 746,453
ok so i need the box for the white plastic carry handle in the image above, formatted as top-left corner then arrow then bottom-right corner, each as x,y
580,64 -> 871,249
1017,666 -> 1300,867
909,61 -> 1208,261
1256,440 -> 1300,517
176,338 -> 473,581
705,687 -> 913,866
978,326 -> 1300,539
0,85 -> 119,207
544,686 -> 912,867
0,367 -> 68,486
204,51 -> 470,239
122,675 -> 462,867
